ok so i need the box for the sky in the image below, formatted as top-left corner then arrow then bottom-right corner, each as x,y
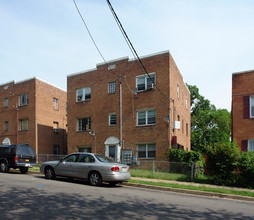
1,0 -> 254,111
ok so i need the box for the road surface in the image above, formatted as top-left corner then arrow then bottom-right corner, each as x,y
0,172 -> 253,219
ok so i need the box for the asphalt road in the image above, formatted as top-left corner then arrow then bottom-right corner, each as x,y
0,172 -> 254,220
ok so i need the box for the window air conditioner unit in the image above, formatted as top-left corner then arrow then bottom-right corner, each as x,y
173,121 -> 180,130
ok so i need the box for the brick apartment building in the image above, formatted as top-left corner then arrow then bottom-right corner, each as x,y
0,78 -> 67,155
232,69 -> 254,151
67,51 -> 190,162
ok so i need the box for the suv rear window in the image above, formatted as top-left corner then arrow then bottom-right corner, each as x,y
17,145 -> 36,157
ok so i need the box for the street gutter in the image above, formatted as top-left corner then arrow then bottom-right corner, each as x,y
123,181 -> 254,203
28,171 -> 254,202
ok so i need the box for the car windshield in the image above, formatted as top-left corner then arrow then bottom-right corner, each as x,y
95,154 -> 115,163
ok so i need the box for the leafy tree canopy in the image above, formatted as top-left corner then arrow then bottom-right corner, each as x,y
186,84 -> 231,153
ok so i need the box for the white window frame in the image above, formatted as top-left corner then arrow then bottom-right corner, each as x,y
137,143 -> 156,159
136,72 -> 155,92
108,81 -> 116,94
19,119 -> 29,131
4,98 -> 8,107
250,96 -> 254,118
77,117 -> 91,131
177,83 -> 180,99
109,113 -> 117,126
137,109 -> 156,126
19,94 -> 29,106
53,98 -> 59,110
76,87 -> 91,102
248,139 -> 254,151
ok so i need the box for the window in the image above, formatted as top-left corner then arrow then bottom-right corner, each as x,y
137,143 -> 156,159
78,146 -> 91,153
4,121 -> 8,131
108,81 -> 116,94
76,87 -> 91,102
109,113 -> 116,126
186,123 -> 189,136
77,154 -> 95,163
63,154 -> 78,162
53,145 -> 59,155
136,73 -> 155,92
19,94 -> 29,106
4,98 -> 8,107
77,117 -> 91,131
53,121 -> 59,129
53,98 -> 59,110
186,97 -> 188,110
248,139 -> 254,151
137,109 -> 156,126
19,119 -> 29,131
250,96 -> 254,118
177,83 -> 180,99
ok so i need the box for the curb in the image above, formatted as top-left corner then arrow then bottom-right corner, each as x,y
29,171 -> 254,202
123,182 -> 254,203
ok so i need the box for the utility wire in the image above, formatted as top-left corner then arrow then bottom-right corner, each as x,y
106,0 -> 172,103
73,0 -> 120,78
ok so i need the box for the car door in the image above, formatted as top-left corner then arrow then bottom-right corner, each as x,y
55,154 -> 79,177
74,154 -> 96,179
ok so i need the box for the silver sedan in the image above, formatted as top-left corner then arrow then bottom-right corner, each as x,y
40,153 -> 131,186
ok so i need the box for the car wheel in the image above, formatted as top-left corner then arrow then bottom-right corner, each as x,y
89,171 -> 102,186
45,166 -> 56,180
19,167 -> 29,174
0,161 -> 9,173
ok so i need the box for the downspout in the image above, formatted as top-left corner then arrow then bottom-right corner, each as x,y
120,79 -> 123,147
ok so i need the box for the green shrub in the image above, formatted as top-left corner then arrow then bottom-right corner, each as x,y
205,141 -> 240,186
236,151 -> 254,188
168,148 -> 203,164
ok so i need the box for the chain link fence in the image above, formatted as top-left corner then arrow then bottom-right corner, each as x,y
37,154 -> 66,163
131,160 -> 204,181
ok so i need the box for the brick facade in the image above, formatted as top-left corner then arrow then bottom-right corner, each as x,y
232,70 -> 254,151
0,78 -> 67,155
67,51 -> 190,161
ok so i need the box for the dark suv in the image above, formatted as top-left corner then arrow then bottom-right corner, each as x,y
0,144 -> 37,174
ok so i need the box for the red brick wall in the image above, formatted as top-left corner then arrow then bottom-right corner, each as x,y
232,70 -> 254,148
0,78 -> 67,154
67,51 -> 190,160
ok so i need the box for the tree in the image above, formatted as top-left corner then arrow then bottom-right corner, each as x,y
187,84 -> 231,153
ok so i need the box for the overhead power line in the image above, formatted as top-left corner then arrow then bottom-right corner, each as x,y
106,0 -> 172,103
72,0 -> 120,78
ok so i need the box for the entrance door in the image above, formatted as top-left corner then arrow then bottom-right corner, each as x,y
109,145 -> 116,161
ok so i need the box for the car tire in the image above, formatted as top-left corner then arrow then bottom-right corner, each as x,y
0,161 -> 9,173
89,171 -> 102,186
19,167 -> 29,174
45,166 -> 56,180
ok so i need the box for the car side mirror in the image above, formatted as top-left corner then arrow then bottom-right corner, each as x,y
60,158 -> 64,162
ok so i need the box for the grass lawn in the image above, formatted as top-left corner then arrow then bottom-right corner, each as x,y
129,179 -> 254,198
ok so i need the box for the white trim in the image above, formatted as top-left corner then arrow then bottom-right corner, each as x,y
67,68 -> 97,78
250,96 -> 254,118
129,50 -> 169,62
232,69 -> 254,76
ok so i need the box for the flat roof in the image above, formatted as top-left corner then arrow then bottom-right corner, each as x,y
232,69 -> 254,76
67,50 -> 170,78
0,77 -> 66,92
